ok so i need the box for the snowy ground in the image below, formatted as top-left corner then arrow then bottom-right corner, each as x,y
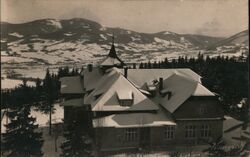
1,39 -> 248,90
40,125 -> 64,157
1,78 -> 36,89
1,104 -> 63,133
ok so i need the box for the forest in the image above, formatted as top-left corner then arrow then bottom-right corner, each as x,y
1,54 -> 248,120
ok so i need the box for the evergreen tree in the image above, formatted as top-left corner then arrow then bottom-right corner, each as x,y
147,61 -> 152,69
3,104 -> 43,157
2,81 -> 43,157
42,68 -> 58,135
60,121 -> 93,157
139,62 -> 143,69
133,63 -> 136,69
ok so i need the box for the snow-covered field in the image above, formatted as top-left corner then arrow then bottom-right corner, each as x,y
1,36 -> 248,90
1,78 -> 36,89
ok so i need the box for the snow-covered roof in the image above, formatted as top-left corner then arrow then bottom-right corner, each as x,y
60,76 -> 84,94
86,69 -> 158,111
118,68 -> 201,89
61,98 -> 84,107
61,66 -> 215,115
192,83 -> 215,96
117,91 -> 133,100
82,67 -> 213,113
84,68 -> 121,105
83,67 -> 103,92
147,83 -> 157,91
151,73 -> 214,113
93,105 -> 175,128
99,41 -> 124,66
223,116 -> 244,132
100,57 -> 122,66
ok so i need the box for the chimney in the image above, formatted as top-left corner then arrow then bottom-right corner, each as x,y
167,91 -> 172,100
124,67 -> 128,78
87,64 -> 93,72
159,77 -> 163,92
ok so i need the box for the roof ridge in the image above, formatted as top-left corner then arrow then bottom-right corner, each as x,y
118,73 -> 159,108
91,74 -> 121,109
92,72 -> 158,111
173,71 -> 199,83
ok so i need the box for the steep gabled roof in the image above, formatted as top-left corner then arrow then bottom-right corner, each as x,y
83,67 -> 214,113
60,76 -> 84,94
192,83 -> 215,96
151,73 -> 214,113
84,69 -> 120,105
82,67 -> 103,92
88,71 -> 158,111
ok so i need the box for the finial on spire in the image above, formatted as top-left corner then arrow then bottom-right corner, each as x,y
112,33 -> 114,45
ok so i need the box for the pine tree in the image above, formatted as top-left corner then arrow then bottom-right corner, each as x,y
2,105 -> 43,157
42,68 -> 57,135
139,62 -> 143,69
133,63 -> 136,69
60,121 -> 93,157
2,81 -> 44,157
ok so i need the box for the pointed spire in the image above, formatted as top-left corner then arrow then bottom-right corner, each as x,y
100,34 -> 126,67
108,33 -> 118,58
112,33 -> 114,45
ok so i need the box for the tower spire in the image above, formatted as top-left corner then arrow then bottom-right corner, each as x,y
112,33 -> 114,45
108,33 -> 117,58
99,34 -> 125,67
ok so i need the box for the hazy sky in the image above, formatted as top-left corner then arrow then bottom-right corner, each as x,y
1,0 -> 248,37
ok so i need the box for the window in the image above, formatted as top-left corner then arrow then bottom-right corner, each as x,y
125,128 -> 138,142
185,125 -> 196,138
164,126 -> 175,139
120,99 -> 133,106
201,124 -> 211,138
117,92 -> 133,106
199,104 -> 208,115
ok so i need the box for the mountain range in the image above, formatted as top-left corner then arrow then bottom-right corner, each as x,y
1,18 -> 249,68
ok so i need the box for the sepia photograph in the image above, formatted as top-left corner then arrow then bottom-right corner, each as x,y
1,0 -> 249,156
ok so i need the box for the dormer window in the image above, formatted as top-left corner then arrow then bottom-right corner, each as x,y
147,82 -> 156,96
147,85 -> 156,91
117,91 -> 133,106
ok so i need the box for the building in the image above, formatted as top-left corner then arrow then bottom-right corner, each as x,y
60,38 -> 224,152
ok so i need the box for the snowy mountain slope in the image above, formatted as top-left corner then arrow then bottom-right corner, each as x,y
1,18 -> 248,81
2,18 -> 223,46
207,30 -> 249,50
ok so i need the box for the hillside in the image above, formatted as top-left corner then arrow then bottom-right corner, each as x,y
207,30 -> 249,50
1,18 -> 248,81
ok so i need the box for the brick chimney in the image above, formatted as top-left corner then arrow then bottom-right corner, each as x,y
87,64 -> 93,72
124,67 -> 128,78
159,77 -> 163,92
